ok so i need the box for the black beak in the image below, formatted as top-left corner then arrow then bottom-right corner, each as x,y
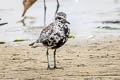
65,20 -> 70,24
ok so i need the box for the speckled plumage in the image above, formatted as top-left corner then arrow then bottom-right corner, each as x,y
30,12 -> 70,69
33,12 -> 70,49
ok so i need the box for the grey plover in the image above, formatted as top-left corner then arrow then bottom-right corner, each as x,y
22,0 -> 60,26
29,12 -> 70,69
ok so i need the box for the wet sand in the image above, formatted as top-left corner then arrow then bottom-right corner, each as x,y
0,33 -> 120,80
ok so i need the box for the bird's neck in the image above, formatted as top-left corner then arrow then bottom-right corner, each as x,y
54,21 -> 65,28
55,20 -> 65,24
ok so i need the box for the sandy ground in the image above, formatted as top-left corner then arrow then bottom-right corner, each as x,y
1,33 -> 120,80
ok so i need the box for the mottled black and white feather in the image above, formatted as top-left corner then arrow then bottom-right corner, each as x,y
30,12 -> 70,49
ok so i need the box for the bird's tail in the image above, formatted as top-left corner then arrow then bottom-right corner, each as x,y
29,39 -> 41,48
29,42 -> 35,46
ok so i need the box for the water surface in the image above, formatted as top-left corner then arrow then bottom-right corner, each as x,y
0,0 -> 120,44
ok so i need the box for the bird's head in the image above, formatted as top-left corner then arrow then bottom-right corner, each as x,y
55,12 -> 70,24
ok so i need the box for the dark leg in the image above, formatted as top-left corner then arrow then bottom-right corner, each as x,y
43,0 -> 46,26
55,0 -> 60,14
54,49 -> 57,68
46,48 -> 50,69
53,49 -> 64,69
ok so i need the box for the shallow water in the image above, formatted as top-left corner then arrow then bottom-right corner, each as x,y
0,0 -> 120,44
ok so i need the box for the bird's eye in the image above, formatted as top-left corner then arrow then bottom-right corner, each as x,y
57,17 -> 61,19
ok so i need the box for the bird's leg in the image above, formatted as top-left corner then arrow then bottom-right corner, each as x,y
43,0 -> 47,26
55,0 -> 60,14
54,49 -> 57,68
53,49 -> 64,69
46,48 -> 50,69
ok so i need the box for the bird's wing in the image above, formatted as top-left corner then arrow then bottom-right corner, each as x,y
63,25 -> 70,37
38,23 -> 55,42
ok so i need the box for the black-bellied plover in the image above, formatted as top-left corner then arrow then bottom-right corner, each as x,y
29,12 -> 70,69
22,0 -> 60,26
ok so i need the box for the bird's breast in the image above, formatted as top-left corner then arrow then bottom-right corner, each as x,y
40,23 -> 70,49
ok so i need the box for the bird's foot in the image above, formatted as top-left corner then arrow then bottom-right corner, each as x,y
47,65 -> 51,70
53,66 -> 64,70
47,66 -> 64,70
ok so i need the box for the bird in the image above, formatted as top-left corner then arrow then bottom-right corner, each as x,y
29,12 -> 70,69
22,0 -> 60,26
22,0 -> 37,17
